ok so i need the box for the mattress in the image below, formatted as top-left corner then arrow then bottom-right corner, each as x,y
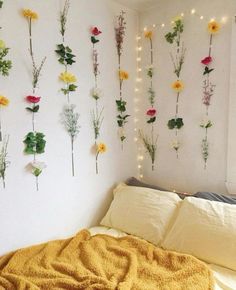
89,226 -> 236,290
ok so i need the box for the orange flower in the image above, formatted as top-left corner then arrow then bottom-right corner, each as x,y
172,80 -> 184,92
97,143 -> 107,154
144,31 -> 153,39
208,21 -> 220,34
22,9 -> 38,20
119,70 -> 129,80
0,95 -> 9,106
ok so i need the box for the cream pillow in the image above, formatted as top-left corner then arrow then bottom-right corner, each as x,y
161,197 -> 236,271
100,183 -> 182,245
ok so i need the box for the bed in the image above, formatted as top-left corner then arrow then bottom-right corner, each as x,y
0,182 -> 236,289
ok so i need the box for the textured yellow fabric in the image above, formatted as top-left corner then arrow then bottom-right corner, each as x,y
0,230 -> 214,290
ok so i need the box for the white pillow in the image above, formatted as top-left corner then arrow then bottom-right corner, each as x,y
100,183 -> 182,245
161,197 -> 236,271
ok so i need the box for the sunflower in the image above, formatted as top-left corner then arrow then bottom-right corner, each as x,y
22,9 -> 38,20
208,21 -> 220,34
0,96 -> 9,106
97,143 -> 107,154
144,31 -> 153,39
119,70 -> 129,80
172,80 -> 184,92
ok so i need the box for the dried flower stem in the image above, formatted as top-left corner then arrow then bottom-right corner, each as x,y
0,135 -> 9,188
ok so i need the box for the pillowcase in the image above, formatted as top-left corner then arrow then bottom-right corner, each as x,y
193,191 -> 236,205
100,183 -> 182,245
125,177 -> 188,199
161,197 -> 236,271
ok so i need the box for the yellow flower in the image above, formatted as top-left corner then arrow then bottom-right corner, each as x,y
22,9 -> 38,20
97,143 -> 107,154
172,80 -> 184,92
59,72 -> 77,83
0,40 -> 6,49
208,21 -> 220,34
144,31 -> 153,39
0,96 -> 9,107
119,70 -> 129,80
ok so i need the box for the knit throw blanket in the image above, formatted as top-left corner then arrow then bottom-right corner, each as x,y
0,230 -> 214,289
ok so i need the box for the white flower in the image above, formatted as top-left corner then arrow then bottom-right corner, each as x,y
200,119 -> 213,129
171,139 -> 180,151
91,88 -> 102,100
30,161 -> 46,177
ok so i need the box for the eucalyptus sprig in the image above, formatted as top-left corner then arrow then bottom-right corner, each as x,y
116,99 -> 130,130
61,104 -> 80,176
139,130 -> 158,171
60,0 -> 70,41
168,118 -> 184,130
0,46 -> 12,76
0,135 -> 9,188
92,108 -> 104,140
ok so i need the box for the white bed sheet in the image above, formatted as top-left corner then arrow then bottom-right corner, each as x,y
89,226 -> 236,290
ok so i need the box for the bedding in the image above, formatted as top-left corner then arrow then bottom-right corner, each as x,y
0,229 -> 214,290
90,226 -> 236,290
101,183 -> 182,245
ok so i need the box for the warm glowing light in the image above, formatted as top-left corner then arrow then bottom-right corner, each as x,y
171,21 -> 174,24
144,27 -> 147,31
191,9 -> 196,14
134,128 -> 137,132
134,137 -> 138,142
200,16 -> 204,20
210,18 -> 215,22
152,24 -> 156,28
134,88 -> 139,92
136,46 -> 142,51
140,174 -> 144,179
181,13 -> 184,17
136,78 -> 142,82
138,165 -> 142,169
138,155 -> 144,161
161,23 -> 165,27
137,57 -> 141,62
136,36 -> 141,40
221,16 -> 227,23
138,68 -> 142,72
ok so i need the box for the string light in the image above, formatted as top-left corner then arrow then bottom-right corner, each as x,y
134,33 -> 144,180
141,8 -> 229,31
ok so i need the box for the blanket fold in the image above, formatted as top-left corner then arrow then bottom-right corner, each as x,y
0,230 -> 214,290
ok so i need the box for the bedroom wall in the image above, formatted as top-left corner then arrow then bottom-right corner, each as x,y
0,0 -> 138,255
139,0 -> 236,194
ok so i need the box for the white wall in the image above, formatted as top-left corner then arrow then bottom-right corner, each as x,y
0,0 -> 138,255
140,0 -> 236,194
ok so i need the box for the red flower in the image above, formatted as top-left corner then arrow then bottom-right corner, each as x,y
26,95 -> 41,103
146,109 -> 157,117
91,27 -> 102,36
201,56 -> 212,65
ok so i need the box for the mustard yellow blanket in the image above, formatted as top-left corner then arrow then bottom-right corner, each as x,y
0,230 -> 214,290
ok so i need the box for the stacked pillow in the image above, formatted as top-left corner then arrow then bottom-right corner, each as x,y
101,182 -> 236,271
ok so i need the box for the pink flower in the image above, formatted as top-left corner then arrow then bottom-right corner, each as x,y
26,95 -> 41,103
201,56 -> 212,65
146,109 -> 156,117
91,27 -> 102,36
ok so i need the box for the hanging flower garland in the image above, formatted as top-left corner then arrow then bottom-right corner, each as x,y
22,9 -> 47,191
55,0 -> 80,177
200,20 -> 220,169
90,26 -> 106,174
115,11 -> 130,148
139,30 -> 158,171
0,2 -> 12,188
165,17 -> 186,158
